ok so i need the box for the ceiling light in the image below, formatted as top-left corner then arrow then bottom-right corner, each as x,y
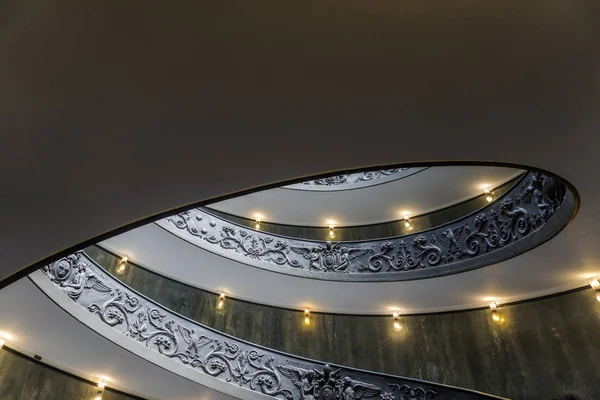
392,312 -> 402,330
490,302 -> 500,322
590,279 -> 600,301
0,339 -> 4,348
328,225 -> 335,238
403,216 -> 412,230
304,309 -> 311,325
97,380 -> 106,389
484,188 -> 493,203
217,293 -> 225,310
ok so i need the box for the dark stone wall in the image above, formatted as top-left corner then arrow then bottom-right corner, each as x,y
87,246 -> 599,400
0,347 -> 139,400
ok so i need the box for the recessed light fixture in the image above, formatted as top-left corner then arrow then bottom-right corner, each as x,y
94,377 -> 108,400
217,293 -> 225,310
392,312 -> 402,330
304,309 -> 311,325
254,214 -> 263,230
490,302 -> 500,322
484,188 -> 494,203
403,215 -> 413,230
590,279 -> 600,302
117,256 -> 128,273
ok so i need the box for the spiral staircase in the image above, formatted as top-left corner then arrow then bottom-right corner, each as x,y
1,2 -> 600,400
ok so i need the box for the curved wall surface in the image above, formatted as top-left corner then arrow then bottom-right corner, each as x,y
0,347 -> 140,400
85,246 -> 600,400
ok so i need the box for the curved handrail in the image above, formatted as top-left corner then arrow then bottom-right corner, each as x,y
35,252 -> 507,400
156,172 -> 576,281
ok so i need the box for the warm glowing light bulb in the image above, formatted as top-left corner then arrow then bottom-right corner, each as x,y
392,312 -> 401,330
328,225 -> 335,238
98,381 -> 106,389
403,215 -> 412,229
590,279 -> 600,301
254,215 -> 262,230
484,188 -> 493,202
95,396 -> 102,400
304,309 -> 311,325
217,293 -> 225,309
490,302 -> 500,322
117,256 -> 128,273
0,339 -> 4,348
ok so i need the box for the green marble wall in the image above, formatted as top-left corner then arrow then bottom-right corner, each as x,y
87,246 -> 600,400
0,348 -> 140,400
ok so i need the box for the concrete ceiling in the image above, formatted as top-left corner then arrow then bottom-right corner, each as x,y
208,166 -> 523,226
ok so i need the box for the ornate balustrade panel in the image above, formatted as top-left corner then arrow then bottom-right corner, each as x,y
156,172 -> 576,281
37,253 -> 505,400
283,167 -> 428,191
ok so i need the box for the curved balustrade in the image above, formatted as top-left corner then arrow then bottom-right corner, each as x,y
33,252 -> 506,400
157,172 -> 577,282
283,167 -> 428,191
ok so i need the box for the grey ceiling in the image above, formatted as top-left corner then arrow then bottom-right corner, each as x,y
1,2 -> 600,398
1,1 -> 599,289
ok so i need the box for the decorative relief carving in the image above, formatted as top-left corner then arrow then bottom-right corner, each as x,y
157,172 -> 572,281
40,253 -> 501,400
284,168 -> 428,191
385,383 -> 438,400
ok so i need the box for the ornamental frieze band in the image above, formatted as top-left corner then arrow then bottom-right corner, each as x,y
156,172 -> 576,282
38,253 -> 505,400
283,168 -> 428,191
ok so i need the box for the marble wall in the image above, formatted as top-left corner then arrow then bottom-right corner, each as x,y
0,347 -> 140,400
87,246 -> 599,400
